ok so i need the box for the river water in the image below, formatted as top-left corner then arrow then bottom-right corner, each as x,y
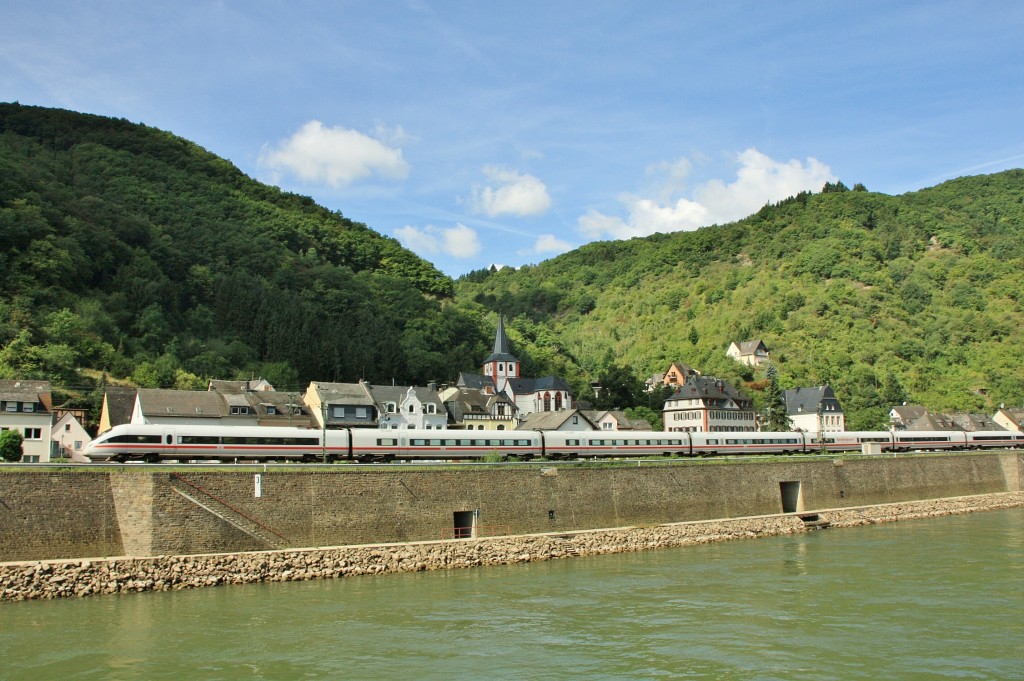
2,509 -> 1022,680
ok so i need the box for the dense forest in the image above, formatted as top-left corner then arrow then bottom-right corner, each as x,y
2,103 -> 1022,430
0,103 -> 492,422
456,174 -> 1024,428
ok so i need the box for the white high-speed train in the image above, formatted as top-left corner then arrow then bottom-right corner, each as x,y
83,423 -> 1024,463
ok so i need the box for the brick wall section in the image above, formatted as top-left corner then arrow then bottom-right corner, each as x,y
0,452 -> 1018,561
0,471 -> 123,561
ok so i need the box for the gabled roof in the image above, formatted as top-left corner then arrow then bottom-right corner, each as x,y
208,378 -> 275,393
0,379 -> 52,409
456,372 -> 493,391
103,386 -> 137,427
784,386 -> 842,415
951,413 -> 1003,432
668,375 -> 752,408
309,381 -> 375,406
365,384 -> 444,409
517,409 -> 595,431
730,339 -> 769,355
907,412 -> 957,431
137,388 -> 226,419
890,404 -> 926,419
505,376 -> 572,395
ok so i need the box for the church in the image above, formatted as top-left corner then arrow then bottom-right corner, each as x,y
457,316 -> 574,419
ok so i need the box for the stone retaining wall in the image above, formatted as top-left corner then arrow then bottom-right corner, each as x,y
3,491 -> 1021,603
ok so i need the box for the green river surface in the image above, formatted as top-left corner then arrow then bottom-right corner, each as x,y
2,508 -> 1022,680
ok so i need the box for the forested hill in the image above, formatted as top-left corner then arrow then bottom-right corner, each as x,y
0,103 -> 490,406
456,171 -> 1024,429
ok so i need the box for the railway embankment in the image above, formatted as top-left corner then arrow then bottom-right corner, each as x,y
2,491 -> 1022,602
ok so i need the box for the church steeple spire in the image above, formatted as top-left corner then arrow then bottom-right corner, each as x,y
492,314 -> 511,356
483,314 -> 519,392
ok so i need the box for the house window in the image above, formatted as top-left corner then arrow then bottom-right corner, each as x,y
267,406 -> 277,415
356,407 -> 368,419
331,406 -> 346,418
408,404 -> 415,414
22,403 -> 34,413
5,403 -> 17,412
23,428 -> 42,440
603,422 -> 612,430
386,402 -> 396,413
427,404 -> 436,414
74,441 -> 82,450
230,406 -> 250,415
65,424 -> 71,431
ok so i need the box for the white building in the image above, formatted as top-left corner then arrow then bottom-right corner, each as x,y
0,380 -> 55,462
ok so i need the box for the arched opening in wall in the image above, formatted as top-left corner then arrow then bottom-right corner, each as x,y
453,510 -> 476,539
779,481 -> 804,513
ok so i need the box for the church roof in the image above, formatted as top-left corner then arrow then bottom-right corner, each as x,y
484,315 -> 518,363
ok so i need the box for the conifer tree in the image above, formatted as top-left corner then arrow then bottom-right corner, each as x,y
761,364 -> 791,431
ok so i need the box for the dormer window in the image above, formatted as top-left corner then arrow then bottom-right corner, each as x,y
230,406 -> 250,415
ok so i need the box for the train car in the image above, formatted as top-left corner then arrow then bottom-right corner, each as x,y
802,431 -> 895,454
541,431 -> 691,459
690,432 -> 807,456
348,429 -> 542,462
85,423 -> 344,463
890,430 -> 968,452
964,431 -> 1024,449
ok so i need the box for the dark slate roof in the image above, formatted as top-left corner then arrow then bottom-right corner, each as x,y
137,388 -> 226,419
505,376 -> 572,395
456,372 -> 493,391
0,380 -> 52,408
784,385 -> 842,415
103,386 -> 137,427
668,375 -> 752,408
365,384 -> 444,410
484,315 -> 518,363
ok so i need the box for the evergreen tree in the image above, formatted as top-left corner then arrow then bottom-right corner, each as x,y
761,364 -> 791,431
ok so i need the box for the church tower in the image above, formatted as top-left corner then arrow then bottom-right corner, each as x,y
483,315 -> 520,393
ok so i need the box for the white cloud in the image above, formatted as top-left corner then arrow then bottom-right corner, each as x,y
519,233 -> 575,257
394,223 -> 481,259
258,120 -> 410,187
470,165 -> 551,217
578,148 -> 836,240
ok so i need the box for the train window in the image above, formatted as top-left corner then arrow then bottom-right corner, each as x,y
516,439 -> 530,446
109,434 -> 162,444
377,438 -> 398,446
410,439 -> 427,446
179,435 -> 220,445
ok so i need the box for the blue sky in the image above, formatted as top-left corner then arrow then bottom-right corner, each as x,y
3,2 -> 1023,277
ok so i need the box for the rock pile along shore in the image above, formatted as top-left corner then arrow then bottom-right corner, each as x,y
2,492 -> 1021,602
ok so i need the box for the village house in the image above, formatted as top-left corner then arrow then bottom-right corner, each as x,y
439,386 -> 517,430
51,411 -> 91,462
993,407 -> 1024,432
304,381 -> 378,429
784,385 -> 845,432
0,380 -> 55,462
663,375 -> 756,433
584,410 -> 651,431
726,339 -> 770,367
889,404 -> 927,430
365,383 -> 447,430
208,380 -> 312,428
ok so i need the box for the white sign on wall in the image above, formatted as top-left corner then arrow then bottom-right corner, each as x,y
254,474 -> 262,498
